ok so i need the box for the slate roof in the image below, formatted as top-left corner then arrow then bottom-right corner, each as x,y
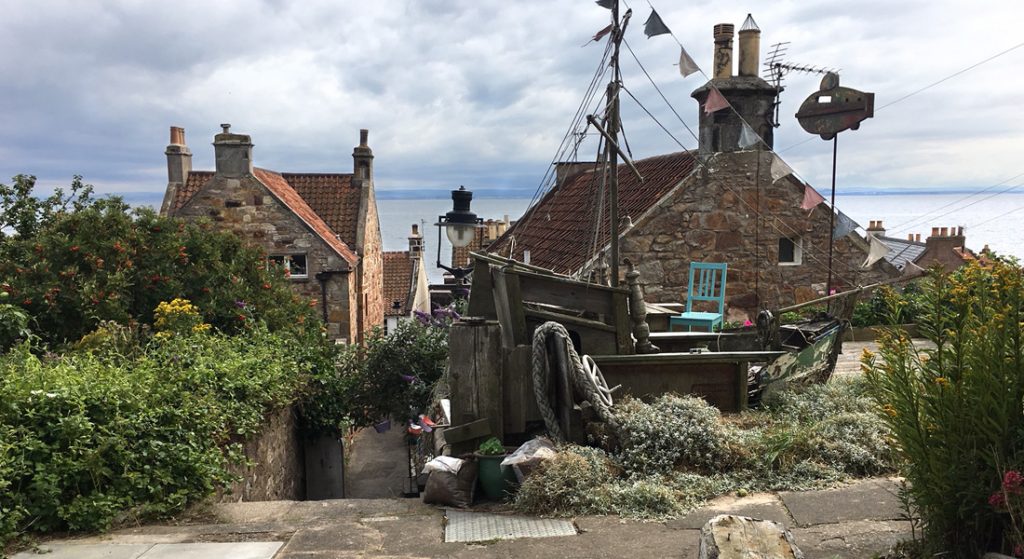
488,151 -> 698,273
383,251 -> 414,317
170,169 -> 361,266
877,235 -> 927,271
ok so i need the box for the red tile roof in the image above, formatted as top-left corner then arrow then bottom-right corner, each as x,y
169,170 -> 362,267
383,251 -> 414,316
488,151 -> 697,273
252,169 -> 359,266
281,173 -> 361,251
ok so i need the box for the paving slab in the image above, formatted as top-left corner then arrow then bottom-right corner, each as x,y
13,543 -> 153,559
790,519 -> 911,559
444,509 -> 576,543
666,493 -> 792,530
141,542 -> 283,559
780,478 -> 904,526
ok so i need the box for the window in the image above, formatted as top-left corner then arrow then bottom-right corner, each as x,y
778,237 -> 802,266
268,254 -> 308,278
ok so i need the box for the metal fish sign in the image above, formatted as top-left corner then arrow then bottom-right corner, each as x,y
795,72 -> 874,140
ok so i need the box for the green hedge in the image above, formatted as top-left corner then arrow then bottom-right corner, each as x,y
0,327 -> 309,547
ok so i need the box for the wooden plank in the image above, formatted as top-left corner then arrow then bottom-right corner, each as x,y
442,418 -> 492,445
475,322 -> 504,441
471,251 -> 558,276
518,276 -> 620,316
466,259 -> 497,318
495,267 -> 528,347
503,345 -> 535,435
510,266 -> 629,295
612,291 -> 633,355
523,308 -> 618,332
448,322 -> 479,426
590,350 -> 785,365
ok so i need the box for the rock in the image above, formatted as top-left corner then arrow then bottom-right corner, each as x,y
699,515 -> 803,559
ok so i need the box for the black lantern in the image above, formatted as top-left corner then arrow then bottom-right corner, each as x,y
434,186 -> 483,290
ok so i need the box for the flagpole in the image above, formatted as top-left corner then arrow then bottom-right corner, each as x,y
826,135 -> 838,295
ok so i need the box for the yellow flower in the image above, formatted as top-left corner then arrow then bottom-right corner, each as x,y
934,377 -> 949,387
882,404 -> 897,418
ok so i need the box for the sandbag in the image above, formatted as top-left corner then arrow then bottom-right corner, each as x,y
422,458 -> 478,507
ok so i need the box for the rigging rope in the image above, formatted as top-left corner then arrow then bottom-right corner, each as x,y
531,321 -> 619,442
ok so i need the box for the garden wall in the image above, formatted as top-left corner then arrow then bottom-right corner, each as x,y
220,406 -> 306,502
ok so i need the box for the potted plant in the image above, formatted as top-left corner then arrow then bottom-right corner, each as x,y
475,437 -> 517,501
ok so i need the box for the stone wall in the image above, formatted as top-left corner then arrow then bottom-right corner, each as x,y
174,174 -> 354,340
620,151 -> 898,322
220,406 -> 305,502
359,186 -> 385,340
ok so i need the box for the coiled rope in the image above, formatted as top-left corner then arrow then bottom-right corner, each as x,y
531,321 -> 619,441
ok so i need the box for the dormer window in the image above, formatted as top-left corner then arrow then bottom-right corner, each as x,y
268,254 -> 308,278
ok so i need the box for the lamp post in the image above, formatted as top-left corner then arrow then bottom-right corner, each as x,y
435,186 -> 483,297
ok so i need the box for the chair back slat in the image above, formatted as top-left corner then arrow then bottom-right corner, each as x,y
685,262 -> 727,313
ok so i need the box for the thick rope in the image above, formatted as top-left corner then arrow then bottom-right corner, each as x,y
531,322 -> 620,441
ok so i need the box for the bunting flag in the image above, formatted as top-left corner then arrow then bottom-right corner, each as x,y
832,210 -> 859,239
738,122 -> 759,149
703,87 -> 730,114
587,24 -> 613,45
595,0 -> 614,8
644,9 -> 671,38
678,46 -> 699,77
800,183 -> 826,211
770,154 -> 794,182
862,235 -> 891,269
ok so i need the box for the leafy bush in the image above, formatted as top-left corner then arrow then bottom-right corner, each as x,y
850,283 -> 926,327
0,175 -> 317,346
514,378 -> 895,519
0,326 -> 309,547
864,262 -> 1024,556
0,291 -> 31,351
615,394 -> 733,475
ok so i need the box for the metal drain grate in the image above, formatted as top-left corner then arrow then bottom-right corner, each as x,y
444,509 -> 577,543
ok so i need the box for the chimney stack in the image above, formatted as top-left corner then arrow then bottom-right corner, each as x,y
737,14 -> 760,77
162,126 -> 193,215
213,124 -> 254,177
867,220 -> 886,237
352,128 -> 374,187
713,23 -> 735,79
916,234 -> 921,242
408,223 -> 423,258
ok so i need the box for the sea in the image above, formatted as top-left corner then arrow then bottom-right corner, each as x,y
380,193 -> 1024,283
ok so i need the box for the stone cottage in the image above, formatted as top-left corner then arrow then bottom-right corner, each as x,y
488,17 -> 899,321
160,125 -> 384,343
382,224 -> 431,334
867,221 -> 978,274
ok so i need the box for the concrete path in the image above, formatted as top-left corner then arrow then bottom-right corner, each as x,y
344,424 -> 413,499
16,477 -> 911,559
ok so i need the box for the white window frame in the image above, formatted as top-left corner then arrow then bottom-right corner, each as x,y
778,237 -> 803,266
267,254 -> 308,279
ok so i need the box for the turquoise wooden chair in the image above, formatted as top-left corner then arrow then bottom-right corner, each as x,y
669,262 -> 728,332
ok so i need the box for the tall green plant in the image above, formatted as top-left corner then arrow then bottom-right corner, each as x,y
864,262 -> 1024,556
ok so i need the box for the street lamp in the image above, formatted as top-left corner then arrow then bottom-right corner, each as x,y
434,186 -> 483,291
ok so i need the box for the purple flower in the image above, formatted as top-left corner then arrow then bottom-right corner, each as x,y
413,310 -> 431,325
235,300 -> 247,308
400,374 -> 417,383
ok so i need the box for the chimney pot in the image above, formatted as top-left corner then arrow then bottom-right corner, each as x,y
713,23 -> 735,79
411,224 -> 419,236
958,226 -> 964,236
908,234 -> 913,241
931,227 -> 939,237
360,129 -> 369,146
170,126 -> 186,145
940,227 -> 948,236
737,14 -> 761,77
220,123 -> 231,134
916,233 -> 921,242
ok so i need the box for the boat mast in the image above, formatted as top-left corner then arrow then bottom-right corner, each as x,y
606,1 -> 627,287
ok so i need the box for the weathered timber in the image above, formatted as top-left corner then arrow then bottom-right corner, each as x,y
466,258 -> 496,318
492,267 -> 528,349
502,345 -> 535,435
448,321 -> 504,443
442,418 -> 492,453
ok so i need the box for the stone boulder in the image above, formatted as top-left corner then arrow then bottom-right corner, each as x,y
698,514 -> 803,559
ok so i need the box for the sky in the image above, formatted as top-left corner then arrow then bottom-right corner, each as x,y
2,0 -> 1023,205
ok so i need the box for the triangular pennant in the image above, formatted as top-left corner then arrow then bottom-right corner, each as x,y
644,9 -> 671,38
800,183 -> 826,211
704,87 -> 730,114
770,154 -> 794,182
588,24 -> 613,44
832,210 -> 859,239
862,235 -> 891,268
678,46 -> 699,77
738,122 -> 759,149
595,0 -> 614,9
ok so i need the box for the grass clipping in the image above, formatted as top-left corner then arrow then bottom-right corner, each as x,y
513,376 -> 895,519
